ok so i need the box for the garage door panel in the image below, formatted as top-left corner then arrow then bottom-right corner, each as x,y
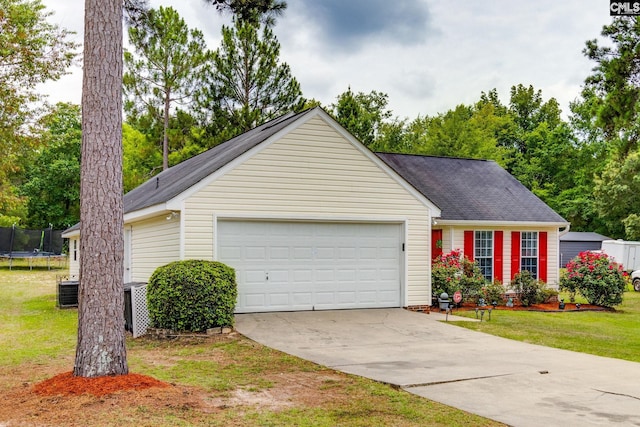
270,246 -> 290,259
315,291 -> 335,305
293,246 -> 313,260
336,269 -> 356,281
358,268 -> 377,280
218,221 -> 402,313
293,269 -> 313,282
268,293 -> 289,306
338,247 -> 357,260
380,268 -> 399,280
315,269 -> 334,282
357,291 -> 377,303
316,247 -> 335,260
246,246 -> 267,260
268,269 -> 289,283
245,269 -> 266,284
244,293 -> 266,308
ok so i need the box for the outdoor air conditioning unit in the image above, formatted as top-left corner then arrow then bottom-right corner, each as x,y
56,277 -> 79,308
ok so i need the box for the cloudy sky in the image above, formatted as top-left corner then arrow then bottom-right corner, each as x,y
40,0 -> 612,120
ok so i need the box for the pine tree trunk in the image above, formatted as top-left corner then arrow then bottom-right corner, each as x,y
74,0 -> 128,377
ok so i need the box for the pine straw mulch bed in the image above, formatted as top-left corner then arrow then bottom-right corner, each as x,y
450,301 -> 613,313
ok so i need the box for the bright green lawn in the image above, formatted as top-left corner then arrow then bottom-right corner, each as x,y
0,265 -> 502,427
451,287 -> 640,363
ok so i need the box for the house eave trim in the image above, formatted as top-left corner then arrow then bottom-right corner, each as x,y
124,204 -> 172,224
435,219 -> 570,228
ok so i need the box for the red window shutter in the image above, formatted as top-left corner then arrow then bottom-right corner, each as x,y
431,229 -> 443,260
494,231 -> 503,282
539,231 -> 548,282
511,231 -> 520,280
464,230 -> 474,261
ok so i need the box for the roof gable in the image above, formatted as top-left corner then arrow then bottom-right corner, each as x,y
376,153 -> 567,224
124,107 -> 438,216
123,109 -> 313,214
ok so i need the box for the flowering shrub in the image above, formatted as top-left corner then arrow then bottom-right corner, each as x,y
432,249 -> 485,301
560,251 -> 626,307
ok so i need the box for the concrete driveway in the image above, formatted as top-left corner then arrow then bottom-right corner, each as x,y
235,308 -> 640,427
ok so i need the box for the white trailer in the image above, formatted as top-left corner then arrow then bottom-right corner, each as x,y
600,240 -> 640,291
601,240 -> 640,270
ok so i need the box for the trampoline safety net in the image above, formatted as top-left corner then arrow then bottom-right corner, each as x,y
0,226 -> 64,256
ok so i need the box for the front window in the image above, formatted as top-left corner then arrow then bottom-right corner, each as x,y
475,231 -> 493,281
520,231 -> 538,278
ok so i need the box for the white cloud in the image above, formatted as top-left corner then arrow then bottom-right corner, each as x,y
39,0 -> 613,120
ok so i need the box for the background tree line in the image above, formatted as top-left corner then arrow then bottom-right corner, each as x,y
2,0 -> 639,242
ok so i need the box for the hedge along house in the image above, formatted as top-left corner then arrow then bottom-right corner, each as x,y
63,107 -> 441,313
376,154 -> 570,287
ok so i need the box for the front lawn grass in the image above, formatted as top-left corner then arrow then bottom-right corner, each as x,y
451,287 -> 640,363
0,266 -> 502,427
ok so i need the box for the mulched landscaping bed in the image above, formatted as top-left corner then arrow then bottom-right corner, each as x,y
451,301 -> 613,313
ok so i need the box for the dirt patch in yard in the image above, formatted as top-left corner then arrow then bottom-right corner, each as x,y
0,335 -> 362,427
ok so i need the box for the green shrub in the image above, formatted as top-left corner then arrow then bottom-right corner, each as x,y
431,249 -> 486,302
560,251 -> 626,307
482,281 -> 506,305
147,260 -> 237,332
511,270 -> 546,307
541,287 -> 559,303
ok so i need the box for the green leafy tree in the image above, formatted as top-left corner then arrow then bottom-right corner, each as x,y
124,6 -> 212,170
413,103 -> 510,165
20,103 -> 81,229
331,88 -> 392,148
582,17 -> 640,158
573,17 -> 640,238
122,123 -> 162,192
200,18 -> 305,135
0,0 -> 77,224
483,85 -> 587,231
594,150 -> 640,239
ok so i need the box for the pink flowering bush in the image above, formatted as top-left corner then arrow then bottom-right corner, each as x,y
432,249 -> 485,301
560,251 -> 626,307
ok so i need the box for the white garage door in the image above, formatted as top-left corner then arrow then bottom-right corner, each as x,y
218,221 -> 403,313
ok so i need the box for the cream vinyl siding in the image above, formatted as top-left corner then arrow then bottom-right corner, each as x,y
68,237 -> 79,279
183,116 -> 433,306
441,225 -> 561,286
130,215 -> 180,282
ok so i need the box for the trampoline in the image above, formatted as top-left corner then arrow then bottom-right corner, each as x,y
0,226 -> 65,270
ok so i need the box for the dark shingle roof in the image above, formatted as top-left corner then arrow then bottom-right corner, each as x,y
376,153 -> 567,223
63,109 -> 314,234
560,232 -> 610,242
124,109 -> 313,214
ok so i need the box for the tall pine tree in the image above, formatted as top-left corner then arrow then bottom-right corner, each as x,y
199,18 -> 305,136
124,6 -> 212,170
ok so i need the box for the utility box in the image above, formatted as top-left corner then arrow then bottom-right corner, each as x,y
56,277 -> 79,308
601,240 -> 640,271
